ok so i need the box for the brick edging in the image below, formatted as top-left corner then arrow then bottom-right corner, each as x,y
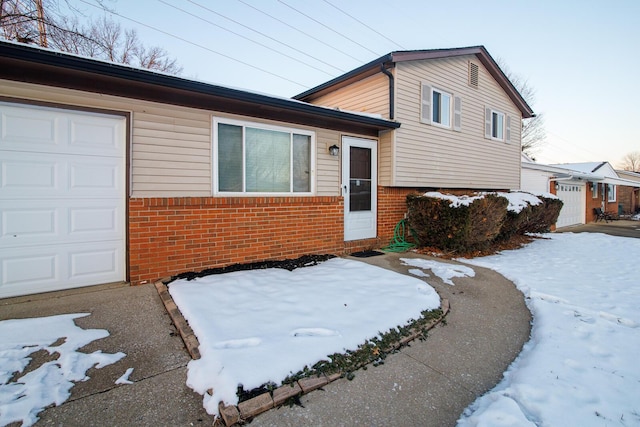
155,280 -> 450,426
154,280 -> 201,360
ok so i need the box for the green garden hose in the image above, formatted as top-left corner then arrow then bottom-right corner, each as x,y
382,218 -> 417,252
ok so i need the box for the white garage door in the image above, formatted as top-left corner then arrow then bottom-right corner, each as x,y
556,183 -> 586,228
0,102 -> 126,298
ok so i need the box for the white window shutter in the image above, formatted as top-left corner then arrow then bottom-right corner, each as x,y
453,96 -> 462,131
421,83 -> 431,124
505,115 -> 511,143
484,107 -> 491,139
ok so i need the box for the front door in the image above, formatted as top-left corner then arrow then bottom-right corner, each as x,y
342,136 -> 377,241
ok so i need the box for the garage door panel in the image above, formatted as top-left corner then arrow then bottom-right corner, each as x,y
70,116 -> 123,153
0,102 -> 124,157
0,242 -> 123,298
0,108 -> 60,147
1,200 -> 123,247
0,102 -> 125,297
1,157 -> 58,190
1,151 -> 123,198
2,207 -> 57,239
2,251 -> 57,287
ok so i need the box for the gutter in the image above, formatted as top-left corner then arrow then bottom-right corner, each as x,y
0,41 -> 400,131
380,64 -> 395,120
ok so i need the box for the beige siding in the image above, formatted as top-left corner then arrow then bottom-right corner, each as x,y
307,72 -> 391,119
378,129 -> 394,187
1,80 -> 368,198
393,56 -> 522,190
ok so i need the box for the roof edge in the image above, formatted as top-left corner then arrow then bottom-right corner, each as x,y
0,40 -> 399,131
294,45 -> 534,119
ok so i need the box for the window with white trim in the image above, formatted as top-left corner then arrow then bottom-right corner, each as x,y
607,184 -> 616,202
214,118 -> 314,194
432,88 -> 451,127
591,182 -> 598,198
484,107 -> 510,142
420,83 -> 461,131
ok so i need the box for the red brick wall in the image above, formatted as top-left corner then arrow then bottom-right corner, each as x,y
377,187 -> 420,244
128,197 -> 344,285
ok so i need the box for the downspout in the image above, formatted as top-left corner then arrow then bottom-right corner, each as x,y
380,64 -> 394,120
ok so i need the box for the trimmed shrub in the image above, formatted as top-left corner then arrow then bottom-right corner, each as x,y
406,193 -> 508,252
526,196 -> 563,233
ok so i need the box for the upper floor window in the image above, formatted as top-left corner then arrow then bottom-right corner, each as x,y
607,184 -> 616,202
485,107 -> 511,143
491,111 -> 504,140
432,88 -> 451,127
214,118 -> 314,195
421,82 -> 461,131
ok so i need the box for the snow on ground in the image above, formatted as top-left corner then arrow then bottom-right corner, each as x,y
168,257 -> 441,416
402,258 -> 475,285
457,232 -> 640,427
0,313 -> 125,427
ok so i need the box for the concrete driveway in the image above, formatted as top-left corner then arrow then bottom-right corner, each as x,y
557,219 -> 640,239
0,252 -> 532,426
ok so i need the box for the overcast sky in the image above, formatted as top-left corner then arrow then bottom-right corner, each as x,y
73,0 -> 639,167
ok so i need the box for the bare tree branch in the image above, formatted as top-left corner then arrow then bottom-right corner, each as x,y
497,58 -> 546,156
619,151 -> 640,172
1,0 -> 181,74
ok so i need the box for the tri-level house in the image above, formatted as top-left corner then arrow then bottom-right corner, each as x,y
0,42 -> 531,298
295,46 -> 534,244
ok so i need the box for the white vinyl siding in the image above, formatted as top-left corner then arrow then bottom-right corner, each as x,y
0,79 -> 368,197
393,56 -> 522,189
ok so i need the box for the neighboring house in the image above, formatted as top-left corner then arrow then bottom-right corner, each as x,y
0,41 -> 400,298
615,170 -> 640,214
294,46 -> 534,242
521,156 -> 640,227
553,162 -> 640,220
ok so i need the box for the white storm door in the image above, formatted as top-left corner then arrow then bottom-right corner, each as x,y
0,102 -> 126,298
342,136 -> 377,241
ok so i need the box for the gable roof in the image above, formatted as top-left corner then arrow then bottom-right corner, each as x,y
551,162 -> 618,178
294,46 -> 535,119
0,40 -> 399,137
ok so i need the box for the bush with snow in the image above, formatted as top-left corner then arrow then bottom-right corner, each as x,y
406,191 -> 562,252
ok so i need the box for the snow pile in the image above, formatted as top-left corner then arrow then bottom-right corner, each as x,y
424,191 -> 546,213
401,258 -> 475,285
424,191 -> 484,207
168,257 -> 440,416
493,192 -> 542,213
0,314 -> 125,427
458,233 -> 640,426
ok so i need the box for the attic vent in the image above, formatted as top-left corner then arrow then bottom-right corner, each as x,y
468,62 -> 479,88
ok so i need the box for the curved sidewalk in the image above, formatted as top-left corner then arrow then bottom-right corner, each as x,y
251,251 -> 532,427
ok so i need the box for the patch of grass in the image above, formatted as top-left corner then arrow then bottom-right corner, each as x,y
286,308 -> 444,381
234,307 -> 445,402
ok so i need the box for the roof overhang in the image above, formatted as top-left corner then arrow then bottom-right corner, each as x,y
0,41 -> 399,137
294,46 -> 535,119
523,162 -> 640,188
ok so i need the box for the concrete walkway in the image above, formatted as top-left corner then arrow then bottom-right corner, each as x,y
0,252 -> 531,426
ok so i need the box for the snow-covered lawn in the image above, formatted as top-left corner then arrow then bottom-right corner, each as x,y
0,314 -> 125,426
168,257 -> 442,415
2,230 -> 637,426
458,232 -> 640,426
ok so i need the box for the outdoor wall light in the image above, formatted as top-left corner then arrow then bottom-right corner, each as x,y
555,183 -> 559,190
329,144 -> 340,156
